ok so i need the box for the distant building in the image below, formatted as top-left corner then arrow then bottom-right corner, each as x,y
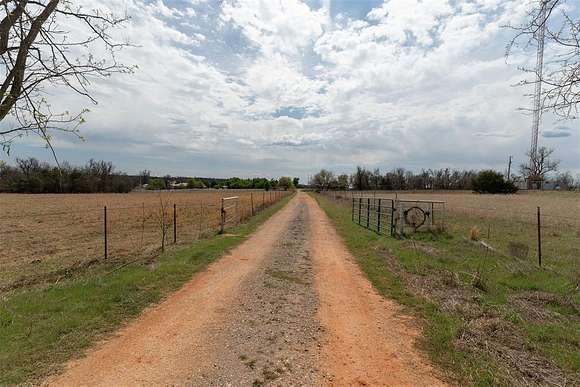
169,181 -> 188,189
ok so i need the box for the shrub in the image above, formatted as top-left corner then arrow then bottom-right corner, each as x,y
472,170 -> 518,194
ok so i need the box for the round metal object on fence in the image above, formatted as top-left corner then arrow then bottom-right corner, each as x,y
404,206 -> 427,230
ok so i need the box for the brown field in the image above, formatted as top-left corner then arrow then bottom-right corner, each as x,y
1,190 -> 288,292
340,190 -> 580,227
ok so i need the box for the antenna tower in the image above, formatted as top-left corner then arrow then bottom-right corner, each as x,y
528,0 -> 548,187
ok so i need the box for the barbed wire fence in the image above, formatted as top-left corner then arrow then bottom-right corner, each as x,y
319,190 -> 579,279
1,190 -> 291,292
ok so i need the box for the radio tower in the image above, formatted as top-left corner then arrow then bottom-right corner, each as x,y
528,0 -> 548,189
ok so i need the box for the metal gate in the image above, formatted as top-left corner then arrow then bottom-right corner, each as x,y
351,197 -> 395,236
351,197 -> 446,236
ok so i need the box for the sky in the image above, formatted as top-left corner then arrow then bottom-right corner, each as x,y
2,0 -> 579,181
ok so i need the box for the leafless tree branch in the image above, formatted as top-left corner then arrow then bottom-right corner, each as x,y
506,0 -> 579,119
0,0 -> 134,156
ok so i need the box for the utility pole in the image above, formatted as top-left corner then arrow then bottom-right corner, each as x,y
507,155 -> 513,181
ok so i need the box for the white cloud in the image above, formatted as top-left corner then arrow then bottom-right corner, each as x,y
6,0 -> 578,179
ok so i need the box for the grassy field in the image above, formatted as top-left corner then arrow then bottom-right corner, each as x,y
1,190 -> 287,292
313,192 -> 579,386
0,193 -> 293,385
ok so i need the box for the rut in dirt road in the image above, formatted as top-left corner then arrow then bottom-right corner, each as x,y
188,201 -> 321,386
48,193 -> 445,387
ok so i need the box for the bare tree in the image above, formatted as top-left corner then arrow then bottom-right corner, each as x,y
156,193 -> 170,253
519,146 -> 560,185
507,0 -> 580,119
554,171 -> 574,190
310,169 -> 335,191
0,0 -> 133,158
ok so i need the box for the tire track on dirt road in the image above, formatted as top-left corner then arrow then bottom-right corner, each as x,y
305,194 -> 446,386
187,199 -> 321,386
47,192 -> 445,386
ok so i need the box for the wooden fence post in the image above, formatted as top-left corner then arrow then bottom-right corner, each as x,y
173,203 -> 177,244
104,206 -> 108,259
358,198 -> 362,225
251,193 -> 254,216
199,201 -> 203,237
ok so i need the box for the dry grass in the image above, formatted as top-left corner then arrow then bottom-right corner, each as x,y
348,190 -> 580,228
469,226 -> 480,241
331,189 -> 580,284
1,190 -> 286,291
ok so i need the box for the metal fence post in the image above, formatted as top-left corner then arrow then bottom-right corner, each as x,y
390,200 -> 395,237
377,198 -> 382,233
537,206 -> 542,267
366,198 -> 370,228
104,206 -> 108,259
220,198 -> 225,234
173,203 -> 177,244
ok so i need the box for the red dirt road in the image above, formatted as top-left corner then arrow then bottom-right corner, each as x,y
306,194 -> 444,386
47,193 -> 445,386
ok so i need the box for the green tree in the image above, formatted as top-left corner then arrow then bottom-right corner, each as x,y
187,178 -> 205,189
472,170 -> 517,194
147,178 -> 167,190
278,176 -> 294,191
337,174 -> 349,190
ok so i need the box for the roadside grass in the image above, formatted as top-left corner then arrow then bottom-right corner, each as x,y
0,194 -> 293,385
312,193 -> 579,386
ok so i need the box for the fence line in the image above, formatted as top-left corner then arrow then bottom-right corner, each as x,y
1,190 -> 291,291
321,190 -> 580,226
319,190 -> 579,271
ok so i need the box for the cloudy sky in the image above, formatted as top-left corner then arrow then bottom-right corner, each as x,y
2,0 -> 579,180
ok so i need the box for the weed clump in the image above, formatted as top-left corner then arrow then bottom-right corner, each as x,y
469,226 -> 481,241
472,270 -> 488,292
508,241 -> 529,259
442,270 -> 460,288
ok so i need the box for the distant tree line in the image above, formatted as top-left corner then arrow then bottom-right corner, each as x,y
0,158 -> 300,194
145,176 -> 299,191
311,167 -> 479,191
0,158 -> 139,193
310,166 -> 577,193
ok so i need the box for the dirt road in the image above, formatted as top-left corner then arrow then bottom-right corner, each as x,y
48,193 -> 445,386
